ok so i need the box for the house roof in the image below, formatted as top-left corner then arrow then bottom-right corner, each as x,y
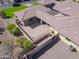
15,1 -> 79,45
36,10 -> 79,45
37,0 -> 79,45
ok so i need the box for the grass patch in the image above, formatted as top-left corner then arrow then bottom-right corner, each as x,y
32,2 -> 40,6
1,5 -> 27,17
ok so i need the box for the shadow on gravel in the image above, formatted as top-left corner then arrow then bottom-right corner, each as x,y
0,28 -> 5,35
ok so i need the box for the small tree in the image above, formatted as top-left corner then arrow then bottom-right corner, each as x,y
15,37 -> 34,51
7,24 -> 16,31
7,24 -> 22,36
12,27 -> 22,36
23,40 -> 33,51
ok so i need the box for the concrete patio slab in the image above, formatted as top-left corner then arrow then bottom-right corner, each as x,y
21,24 -> 51,42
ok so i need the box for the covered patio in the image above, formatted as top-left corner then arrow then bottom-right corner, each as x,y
17,16 -> 54,44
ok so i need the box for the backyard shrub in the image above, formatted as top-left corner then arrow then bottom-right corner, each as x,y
7,24 -> 16,31
15,37 -> 27,47
23,40 -> 33,51
15,37 -> 34,51
7,24 -> 22,36
12,27 -> 22,36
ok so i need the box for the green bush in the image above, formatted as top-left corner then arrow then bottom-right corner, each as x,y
16,37 -> 27,47
7,24 -> 16,31
12,27 -> 22,36
7,24 -> 22,36
23,40 -> 33,51
15,37 -> 34,51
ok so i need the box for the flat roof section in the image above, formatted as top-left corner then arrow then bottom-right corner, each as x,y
37,10 -> 79,45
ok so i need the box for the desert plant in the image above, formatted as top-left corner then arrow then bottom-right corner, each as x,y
7,24 -> 16,31
15,37 -> 27,47
23,40 -> 33,51
12,27 -> 22,36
